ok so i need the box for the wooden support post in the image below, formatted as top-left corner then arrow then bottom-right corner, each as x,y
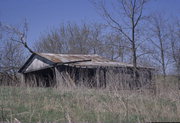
104,68 -> 106,88
79,67 -> 83,86
52,68 -> 57,87
54,67 -> 64,87
96,67 -> 100,88
20,74 -> 26,87
84,67 -> 88,86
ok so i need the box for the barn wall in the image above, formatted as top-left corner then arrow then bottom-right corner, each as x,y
21,64 -> 155,90
55,65 -> 154,90
55,66 -> 76,87
55,65 -> 96,87
101,67 -> 155,90
26,58 -> 50,72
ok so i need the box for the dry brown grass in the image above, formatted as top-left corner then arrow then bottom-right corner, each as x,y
0,76 -> 179,122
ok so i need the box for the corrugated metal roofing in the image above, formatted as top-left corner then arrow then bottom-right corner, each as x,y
19,53 -> 154,73
37,53 -> 112,63
36,53 -> 134,68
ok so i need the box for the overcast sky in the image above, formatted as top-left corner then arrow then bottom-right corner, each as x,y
0,0 -> 180,45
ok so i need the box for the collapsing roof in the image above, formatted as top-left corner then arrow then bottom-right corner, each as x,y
19,53 -> 155,89
37,53 -> 112,63
19,53 -> 153,73
37,53 -> 135,67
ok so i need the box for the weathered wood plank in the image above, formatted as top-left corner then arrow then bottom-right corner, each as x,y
26,58 -> 50,72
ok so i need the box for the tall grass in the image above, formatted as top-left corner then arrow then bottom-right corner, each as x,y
0,76 -> 179,122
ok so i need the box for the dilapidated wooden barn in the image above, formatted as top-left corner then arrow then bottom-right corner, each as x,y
19,53 -> 155,89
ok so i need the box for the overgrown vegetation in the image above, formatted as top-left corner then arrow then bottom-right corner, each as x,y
0,0 -> 179,122
0,76 -> 179,122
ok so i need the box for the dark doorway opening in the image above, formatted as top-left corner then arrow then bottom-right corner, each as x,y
25,68 -> 55,87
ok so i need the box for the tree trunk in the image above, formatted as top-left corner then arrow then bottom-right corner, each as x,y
132,22 -> 137,88
159,37 -> 166,79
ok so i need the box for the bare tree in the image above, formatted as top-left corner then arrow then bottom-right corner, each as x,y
3,20 -> 34,54
168,19 -> 180,86
35,23 -> 105,55
35,30 -> 64,53
93,0 -> 148,68
0,20 -> 36,85
92,0 -> 149,83
0,23 -> 26,85
88,23 -> 105,55
0,41 -> 25,85
104,32 -> 128,62
67,23 -> 91,54
148,14 -> 170,78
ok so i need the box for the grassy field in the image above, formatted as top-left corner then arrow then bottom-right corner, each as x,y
0,77 -> 179,122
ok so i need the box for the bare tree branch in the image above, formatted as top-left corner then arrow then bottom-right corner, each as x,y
2,22 -> 34,54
